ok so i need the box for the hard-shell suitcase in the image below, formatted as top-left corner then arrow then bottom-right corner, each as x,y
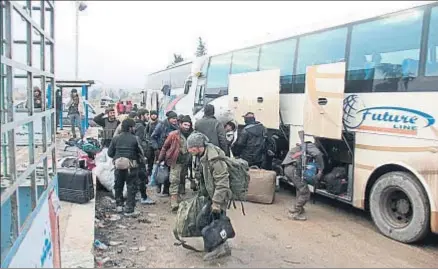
247,168 -> 276,204
57,167 -> 95,204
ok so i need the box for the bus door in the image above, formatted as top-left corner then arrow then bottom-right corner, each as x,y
302,62 -> 356,201
302,62 -> 346,140
228,69 -> 281,129
193,77 -> 206,115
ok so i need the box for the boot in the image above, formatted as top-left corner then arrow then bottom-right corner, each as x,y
170,195 -> 179,212
288,208 -> 307,221
203,241 -> 232,261
288,207 -> 305,214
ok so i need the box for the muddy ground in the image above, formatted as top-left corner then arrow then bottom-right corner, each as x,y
94,183 -> 438,268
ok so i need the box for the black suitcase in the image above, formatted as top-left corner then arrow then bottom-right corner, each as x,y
57,167 -> 95,204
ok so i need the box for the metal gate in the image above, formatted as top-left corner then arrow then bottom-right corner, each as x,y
1,1 -> 60,267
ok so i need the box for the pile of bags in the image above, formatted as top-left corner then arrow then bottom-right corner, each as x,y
92,148 -> 127,198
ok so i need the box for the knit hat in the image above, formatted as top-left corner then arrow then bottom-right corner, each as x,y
187,132 -> 209,148
180,115 -> 192,124
242,112 -> 255,118
150,110 -> 158,116
137,109 -> 147,116
167,111 -> 178,119
128,111 -> 138,118
204,104 -> 215,117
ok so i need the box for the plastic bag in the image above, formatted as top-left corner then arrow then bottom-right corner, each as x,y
92,149 -> 127,198
58,157 -> 78,168
155,163 -> 169,184
148,164 -> 158,186
95,148 -> 108,163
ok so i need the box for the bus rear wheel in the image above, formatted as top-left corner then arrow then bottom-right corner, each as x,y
370,171 -> 430,243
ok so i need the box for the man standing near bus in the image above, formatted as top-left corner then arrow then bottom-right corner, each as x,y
150,111 -> 179,196
232,112 -> 266,167
194,104 -> 229,156
282,142 -> 324,221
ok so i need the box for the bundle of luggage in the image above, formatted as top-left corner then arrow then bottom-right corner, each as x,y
64,137 -> 101,158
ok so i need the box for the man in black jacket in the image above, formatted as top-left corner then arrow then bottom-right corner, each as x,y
150,110 -> 179,196
134,109 -> 155,205
232,112 -> 267,167
93,108 -> 120,147
108,119 -> 145,217
145,110 -> 159,175
194,104 -> 229,156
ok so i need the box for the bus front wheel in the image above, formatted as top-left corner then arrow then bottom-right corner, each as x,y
370,171 -> 430,243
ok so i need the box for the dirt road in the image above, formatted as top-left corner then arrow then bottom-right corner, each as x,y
94,185 -> 438,268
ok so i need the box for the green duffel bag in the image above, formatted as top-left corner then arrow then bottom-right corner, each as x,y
173,194 -> 209,252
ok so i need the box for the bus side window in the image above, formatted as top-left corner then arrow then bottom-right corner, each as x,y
426,7 -> 438,77
293,27 -> 348,94
346,9 -> 424,93
205,53 -> 232,95
231,47 -> 259,74
259,38 -> 297,94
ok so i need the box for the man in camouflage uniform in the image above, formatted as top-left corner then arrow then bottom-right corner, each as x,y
282,142 -> 324,221
186,132 -> 232,261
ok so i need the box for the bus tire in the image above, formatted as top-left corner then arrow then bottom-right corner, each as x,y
370,171 -> 430,243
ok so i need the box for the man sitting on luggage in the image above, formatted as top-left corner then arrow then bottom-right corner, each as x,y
157,115 -> 193,211
108,118 -> 145,217
186,132 -> 232,261
232,112 -> 267,167
282,142 -> 324,221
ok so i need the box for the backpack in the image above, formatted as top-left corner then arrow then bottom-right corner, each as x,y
209,156 -> 250,201
209,156 -> 250,214
324,167 -> 348,195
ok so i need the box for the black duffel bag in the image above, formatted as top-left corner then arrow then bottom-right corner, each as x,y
201,214 -> 236,253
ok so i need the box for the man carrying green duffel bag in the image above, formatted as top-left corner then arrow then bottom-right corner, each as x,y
173,132 -> 249,261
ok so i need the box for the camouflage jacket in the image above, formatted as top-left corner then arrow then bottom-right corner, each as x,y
198,143 -> 231,209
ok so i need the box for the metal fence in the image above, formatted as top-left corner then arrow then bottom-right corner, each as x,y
1,0 -> 56,264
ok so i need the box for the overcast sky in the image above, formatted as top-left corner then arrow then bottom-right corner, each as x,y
44,1 -> 435,89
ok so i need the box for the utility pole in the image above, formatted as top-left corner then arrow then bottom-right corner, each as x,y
74,1 -> 87,80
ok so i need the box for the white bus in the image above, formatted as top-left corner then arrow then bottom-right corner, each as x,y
145,2 -> 438,243
142,60 -> 200,120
